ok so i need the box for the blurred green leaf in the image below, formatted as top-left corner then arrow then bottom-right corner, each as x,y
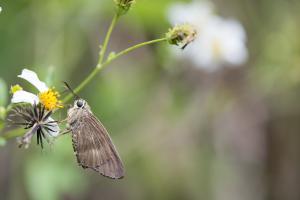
0,121 -> 4,130
25,137 -> 88,200
0,106 -> 6,120
0,78 -> 8,106
0,137 -> 6,146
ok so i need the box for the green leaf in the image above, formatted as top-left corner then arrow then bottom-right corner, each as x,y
0,78 -> 8,106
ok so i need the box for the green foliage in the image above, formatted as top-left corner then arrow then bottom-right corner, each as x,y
0,106 -> 6,120
25,137 -> 88,200
1,0 -> 300,200
0,78 -> 7,106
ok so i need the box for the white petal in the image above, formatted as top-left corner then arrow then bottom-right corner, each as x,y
11,90 -> 39,105
18,69 -> 48,92
46,117 -> 60,137
167,1 -> 214,26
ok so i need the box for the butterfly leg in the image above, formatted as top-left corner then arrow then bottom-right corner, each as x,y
56,128 -> 71,138
50,118 -> 68,124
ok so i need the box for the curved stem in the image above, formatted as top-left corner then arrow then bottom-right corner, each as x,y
1,39 -> 167,143
62,14 -> 119,103
102,37 -> 167,69
63,37 -> 167,103
98,14 -> 119,65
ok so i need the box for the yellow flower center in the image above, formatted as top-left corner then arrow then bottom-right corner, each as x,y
39,88 -> 63,111
10,84 -> 23,94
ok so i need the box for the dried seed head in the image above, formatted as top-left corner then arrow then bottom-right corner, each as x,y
7,104 -> 59,149
166,24 -> 197,49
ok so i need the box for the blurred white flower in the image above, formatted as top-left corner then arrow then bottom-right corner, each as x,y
168,1 -> 214,31
167,1 -> 248,71
0,7 -> 2,13
190,16 -> 248,71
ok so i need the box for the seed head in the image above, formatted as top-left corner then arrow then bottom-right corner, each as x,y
7,104 -> 59,149
166,24 -> 197,49
114,0 -> 135,15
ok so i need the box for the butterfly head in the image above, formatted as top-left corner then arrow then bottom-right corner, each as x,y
74,99 -> 87,109
71,98 -> 91,112
67,99 -> 91,125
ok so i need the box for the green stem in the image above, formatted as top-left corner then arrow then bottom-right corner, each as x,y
98,14 -> 119,65
63,37 -> 167,103
1,38 -> 167,143
63,14 -> 119,103
102,37 -> 167,69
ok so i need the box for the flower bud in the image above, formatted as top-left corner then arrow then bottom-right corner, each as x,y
166,24 -> 197,49
114,0 -> 135,15
10,84 -> 23,94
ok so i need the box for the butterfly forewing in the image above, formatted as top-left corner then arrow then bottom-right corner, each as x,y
72,111 -> 124,179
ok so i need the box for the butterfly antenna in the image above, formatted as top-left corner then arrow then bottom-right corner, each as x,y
63,82 -> 80,99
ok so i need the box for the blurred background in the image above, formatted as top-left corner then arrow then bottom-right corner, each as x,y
1,0 -> 300,199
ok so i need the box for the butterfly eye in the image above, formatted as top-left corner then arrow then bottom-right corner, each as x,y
76,100 -> 84,108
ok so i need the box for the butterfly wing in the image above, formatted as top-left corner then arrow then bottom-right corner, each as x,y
71,112 -> 124,179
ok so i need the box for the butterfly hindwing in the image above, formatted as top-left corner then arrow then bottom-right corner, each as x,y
71,111 -> 124,179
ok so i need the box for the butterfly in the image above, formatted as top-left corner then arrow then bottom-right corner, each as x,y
67,98 -> 124,179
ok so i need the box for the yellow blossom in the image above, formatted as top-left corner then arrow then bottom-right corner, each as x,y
38,88 -> 63,111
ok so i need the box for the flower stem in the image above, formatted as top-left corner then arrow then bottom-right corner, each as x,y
63,37 -> 167,103
62,14 -> 119,103
102,38 -> 167,68
98,14 -> 119,65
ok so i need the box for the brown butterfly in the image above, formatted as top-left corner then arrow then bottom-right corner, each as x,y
67,99 -> 124,179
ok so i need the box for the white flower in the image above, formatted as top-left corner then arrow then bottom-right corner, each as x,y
11,68 -> 62,111
168,1 -> 214,30
0,7 -> 2,13
11,69 -> 48,104
10,69 -> 61,137
18,69 -> 48,92
167,1 -> 248,71
11,90 -> 39,105
189,16 -> 248,71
